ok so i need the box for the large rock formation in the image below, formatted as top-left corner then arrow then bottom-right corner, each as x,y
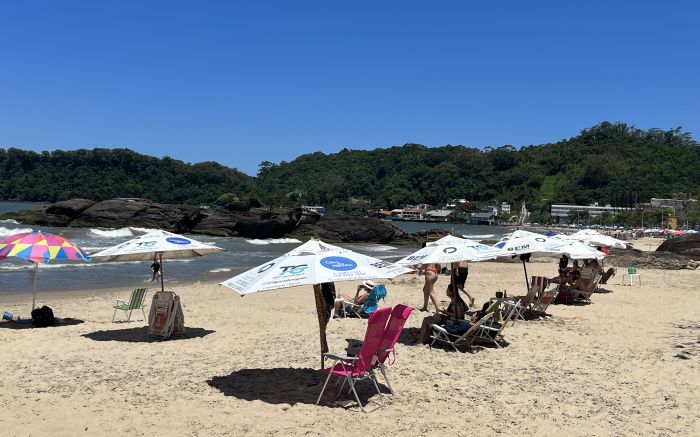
0,198 -> 411,243
604,248 -> 698,270
656,234 -> 700,260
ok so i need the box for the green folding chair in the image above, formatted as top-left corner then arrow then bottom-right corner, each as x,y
112,288 -> 148,322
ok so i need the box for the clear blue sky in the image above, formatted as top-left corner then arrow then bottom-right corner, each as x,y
1,1 -> 698,175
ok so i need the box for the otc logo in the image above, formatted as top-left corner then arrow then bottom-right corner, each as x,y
166,237 -> 191,245
320,256 -> 357,271
279,264 -> 309,276
258,262 -> 275,273
442,246 -> 457,254
134,241 -> 157,248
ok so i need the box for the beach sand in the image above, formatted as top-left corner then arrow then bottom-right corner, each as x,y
1,259 -> 698,436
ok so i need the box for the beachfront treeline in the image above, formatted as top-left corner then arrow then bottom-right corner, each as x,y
1,122 -> 699,219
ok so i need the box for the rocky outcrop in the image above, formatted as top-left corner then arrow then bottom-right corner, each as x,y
657,234 -> 700,260
604,248 -> 698,270
291,214 -> 414,244
0,198 -> 409,243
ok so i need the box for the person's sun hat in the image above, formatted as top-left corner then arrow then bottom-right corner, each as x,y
362,280 -> 376,290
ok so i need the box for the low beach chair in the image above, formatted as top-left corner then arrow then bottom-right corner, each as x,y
429,313 -> 495,352
503,286 -> 537,323
317,307 -> 391,413
336,284 -> 387,318
531,287 -> 559,314
112,288 -> 148,322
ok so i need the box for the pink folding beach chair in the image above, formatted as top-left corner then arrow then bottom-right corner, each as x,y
316,307 -> 391,413
371,304 -> 413,395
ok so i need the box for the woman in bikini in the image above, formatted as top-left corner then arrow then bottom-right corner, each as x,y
451,260 -> 475,307
419,263 -> 441,312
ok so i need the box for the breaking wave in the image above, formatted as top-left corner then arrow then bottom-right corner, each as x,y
245,238 -> 302,245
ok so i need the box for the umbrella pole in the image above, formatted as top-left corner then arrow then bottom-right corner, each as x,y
159,253 -> 165,292
313,283 -> 329,369
522,260 -> 530,293
32,262 -> 39,311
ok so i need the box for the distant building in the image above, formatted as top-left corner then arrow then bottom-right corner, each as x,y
301,205 -> 325,215
400,208 -> 423,220
470,212 -> 494,225
390,209 -> 403,219
649,198 -> 687,210
424,209 -> 452,222
501,202 -> 511,214
550,203 -> 631,224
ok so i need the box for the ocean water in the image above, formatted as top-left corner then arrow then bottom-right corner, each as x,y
0,202 -> 418,294
391,220 -> 506,240
0,202 -> 507,295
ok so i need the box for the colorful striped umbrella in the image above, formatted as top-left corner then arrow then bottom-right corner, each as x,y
0,231 -> 91,310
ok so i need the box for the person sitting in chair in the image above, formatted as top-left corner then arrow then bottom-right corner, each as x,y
334,280 -> 375,317
418,284 -> 468,344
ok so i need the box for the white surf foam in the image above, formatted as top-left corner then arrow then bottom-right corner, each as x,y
0,219 -> 20,224
88,228 -> 134,238
208,267 -> 233,273
0,226 -> 33,237
246,238 -> 302,245
129,227 -> 156,234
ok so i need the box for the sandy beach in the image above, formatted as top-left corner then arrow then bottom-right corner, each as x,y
1,257 -> 698,436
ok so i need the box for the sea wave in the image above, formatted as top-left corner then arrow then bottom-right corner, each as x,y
0,219 -> 20,224
246,238 -> 302,245
208,267 -> 233,273
0,226 -> 33,237
348,244 -> 397,253
88,228 -> 134,238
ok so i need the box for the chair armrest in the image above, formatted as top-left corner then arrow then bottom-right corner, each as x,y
324,352 -> 358,361
115,299 -> 127,305
431,325 -> 449,334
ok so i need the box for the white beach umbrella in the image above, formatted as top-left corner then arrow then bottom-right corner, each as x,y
220,239 -> 412,367
395,235 -> 507,266
548,235 -> 605,260
493,230 -> 569,291
567,229 -> 628,249
90,230 -> 225,292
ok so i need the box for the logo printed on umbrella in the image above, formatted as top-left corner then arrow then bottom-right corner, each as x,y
320,256 -> 357,271
495,242 -> 506,249
442,246 -> 457,254
258,262 -> 275,273
279,264 -> 309,276
370,260 -> 391,269
166,237 -> 191,245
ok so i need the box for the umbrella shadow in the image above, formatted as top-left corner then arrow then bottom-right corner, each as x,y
207,367 -> 389,408
0,318 -> 85,330
82,326 -> 214,343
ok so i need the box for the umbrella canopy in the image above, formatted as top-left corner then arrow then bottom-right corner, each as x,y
395,235 -> 507,266
494,230 -> 568,255
567,229 -> 627,249
548,235 -> 605,260
90,230 -> 224,292
493,230 -> 569,291
221,239 -> 412,296
220,239 -> 412,368
0,231 -> 91,310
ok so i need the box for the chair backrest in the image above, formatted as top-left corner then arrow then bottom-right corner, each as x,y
484,300 -> 503,323
534,289 -> 559,312
521,285 -> 537,306
356,307 -> 391,373
462,312 -> 494,338
500,298 -> 520,331
530,276 -> 549,295
362,284 -> 387,314
628,267 -> 637,274
128,288 -> 147,309
376,304 -> 413,364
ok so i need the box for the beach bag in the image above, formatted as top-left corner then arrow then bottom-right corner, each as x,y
31,305 -> 55,327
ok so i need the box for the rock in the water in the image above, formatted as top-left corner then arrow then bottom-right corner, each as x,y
72,198 -> 201,231
657,234 -> 700,260
191,207 -> 300,238
45,199 -> 96,218
292,214 -> 412,244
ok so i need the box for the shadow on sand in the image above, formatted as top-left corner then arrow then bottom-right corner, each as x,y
82,326 -> 214,343
207,367 -> 389,408
0,318 -> 85,330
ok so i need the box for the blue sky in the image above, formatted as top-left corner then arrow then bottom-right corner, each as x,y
1,1 -> 698,175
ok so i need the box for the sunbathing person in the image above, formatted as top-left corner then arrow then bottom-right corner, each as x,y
590,259 -> 616,284
334,280 -> 375,316
419,284 -> 467,344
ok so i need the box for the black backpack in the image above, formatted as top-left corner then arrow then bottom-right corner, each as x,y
31,305 -> 55,327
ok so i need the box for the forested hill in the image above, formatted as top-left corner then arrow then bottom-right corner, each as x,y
1,122 -> 699,214
0,148 -> 253,205
255,122 -> 700,214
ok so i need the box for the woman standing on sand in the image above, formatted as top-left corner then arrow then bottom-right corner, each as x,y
451,260 -> 475,306
419,262 -> 441,312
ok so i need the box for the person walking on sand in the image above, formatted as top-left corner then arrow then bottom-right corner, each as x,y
419,263 -> 441,312
451,260 -> 475,307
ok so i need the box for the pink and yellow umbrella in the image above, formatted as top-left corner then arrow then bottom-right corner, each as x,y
0,231 -> 90,310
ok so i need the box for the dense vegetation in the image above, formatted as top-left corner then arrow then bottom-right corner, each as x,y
0,148 -> 253,205
1,122 -> 699,223
255,122 -> 700,221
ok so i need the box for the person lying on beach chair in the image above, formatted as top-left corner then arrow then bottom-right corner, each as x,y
418,284 -> 468,344
334,280 -> 387,318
